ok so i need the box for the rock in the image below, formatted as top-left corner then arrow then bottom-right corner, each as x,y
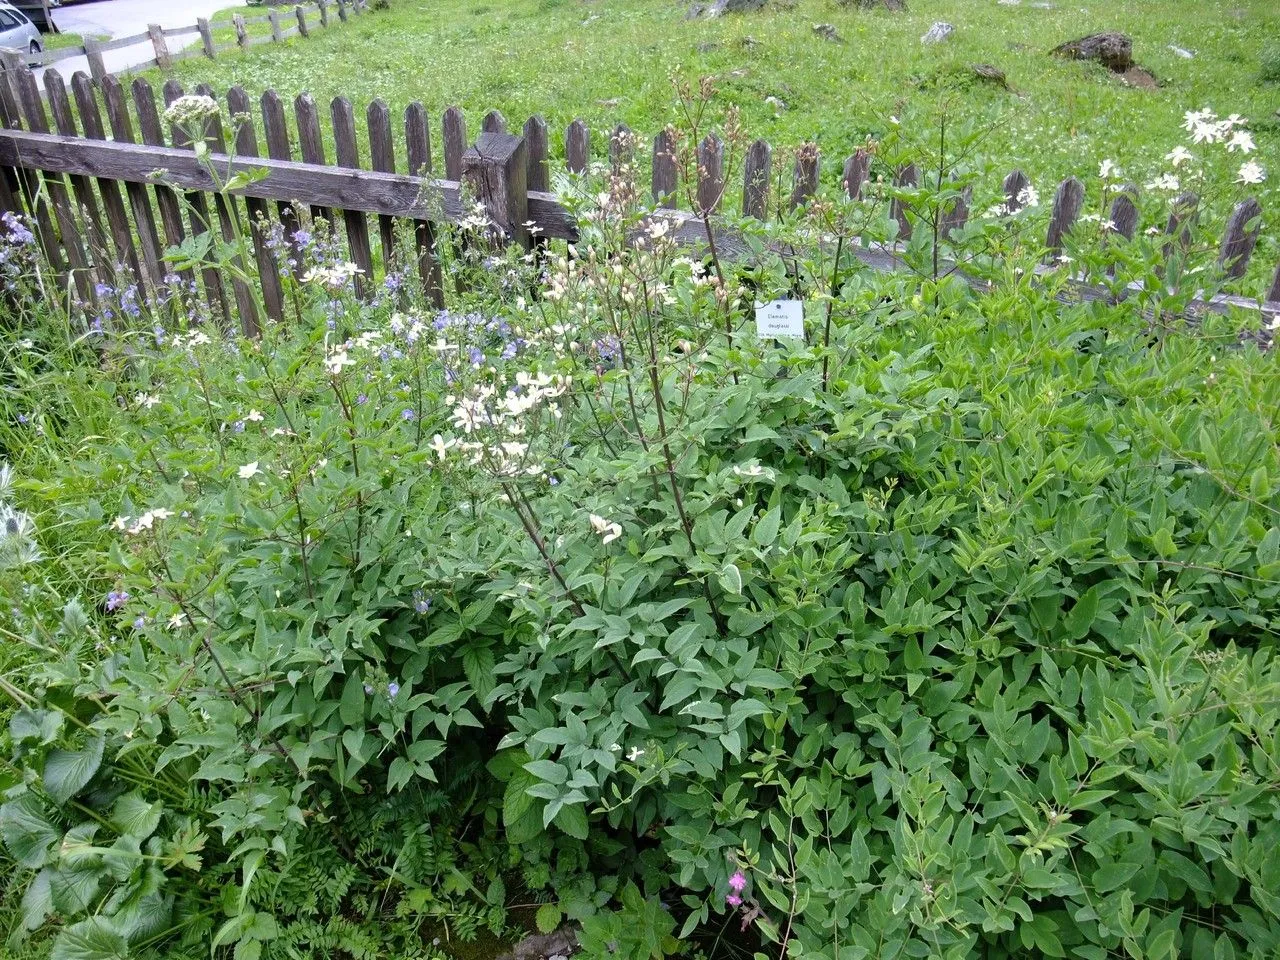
697,41 -> 721,52
921,21 -> 954,43
740,34 -> 759,48
838,0 -> 906,9
690,0 -> 768,16
971,62 -> 1009,87
813,22 -> 844,42
1168,44 -> 1194,58
1051,32 -> 1133,72
765,95 -> 787,110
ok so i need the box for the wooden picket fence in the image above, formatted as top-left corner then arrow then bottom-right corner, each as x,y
10,0 -> 371,83
0,60 -> 1277,340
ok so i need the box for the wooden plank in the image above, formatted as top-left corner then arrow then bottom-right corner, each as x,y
162,24 -> 201,38
442,106 -> 466,182
696,133 -> 723,216
742,138 -> 769,221
609,123 -> 632,176
331,95 -> 375,293
1218,198 -> 1262,280
147,24 -> 172,71
405,100 -> 443,306
14,67 -> 95,307
842,149 -> 869,200
98,30 -> 152,53
234,15 -> 248,48
367,98 -> 399,273
1003,169 -> 1029,213
524,115 -> 548,193
0,63 -> 67,288
462,131 -> 529,250
269,10 -> 284,42
790,141 -> 818,211
889,163 -> 917,241
194,82 -> 261,337
82,38 -> 108,82
229,85 -> 286,323
482,109 -> 506,134
565,118 -> 589,174
161,79 -> 231,327
292,92 -> 332,228
130,77 -> 197,300
652,127 -> 677,209
1046,176 -> 1084,257
1162,191 -> 1198,268
1105,183 -> 1138,279
940,183 -> 972,240
70,72 -> 145,290
198,18 -> 216,58
295,5 -> 310,37
42,71 -> 112,289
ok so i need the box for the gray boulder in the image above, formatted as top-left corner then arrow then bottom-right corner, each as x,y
1051,32 -> 1133,72
921,21 -> 954,43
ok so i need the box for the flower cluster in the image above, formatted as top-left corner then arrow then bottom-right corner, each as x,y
162,94 -> 222,129
0,463 -> 40,568
303,262 -> 364,292
111,507 -> 175,536
0,211 -> 36,282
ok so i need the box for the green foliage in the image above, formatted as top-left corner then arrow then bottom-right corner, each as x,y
1260,43 -> 1280,83
2,98 -> 1280,960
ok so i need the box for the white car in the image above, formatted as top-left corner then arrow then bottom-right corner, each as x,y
0,2 -> 42,64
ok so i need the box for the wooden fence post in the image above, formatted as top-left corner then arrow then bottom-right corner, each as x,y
147,24 -> 171,70
295,5 -> 310,37
318,0 -> 329,27
337,0 -> 349,22
523,115 -> 548,193
442,106 -> 465,180
842,149 -> 869,201
462,131 -> 530,251
1046,176 -> 1084,258
890,163 -> 917,241
696,133 -> 723,216
790,141 -> 819,211
652,128 -> 677,209
234,14 -> 248,48
1218,198 -> 1262,280
269,10 -> 283,42
83,37 -> 108,83
742,138 -> 770,220
1269,262 -> 1280,304
0,49 -> 22,106
197,18 -> 215,58
482,110 -> 506,134
565,119 -> 589,174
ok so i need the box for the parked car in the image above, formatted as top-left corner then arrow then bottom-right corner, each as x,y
8,0 -> 54,34
0,2 -> 43,60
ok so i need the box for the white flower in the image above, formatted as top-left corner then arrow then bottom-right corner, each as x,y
162,94 -> 220,128
429,434 -> 454,459
1017,184 -> 1040,208
627,746 -> 645,762
1145,174 -> 1180,192
302,262 -> 363,291
1165,146 -> 1193,167
245,409 -> 264,422
324,348 -> 355,375
116,507 -> 175,535
167,612 -> 186,630
1099,159 -> 1119,179
589,513 -> 623,545
1227,130 -> 1255,154
134,392 -> 161,409
1236,161 -> 1266,185
238,461 -> 261,479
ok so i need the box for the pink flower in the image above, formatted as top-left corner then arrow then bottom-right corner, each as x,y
728,871 -> 747,892
726,893 -> 742,907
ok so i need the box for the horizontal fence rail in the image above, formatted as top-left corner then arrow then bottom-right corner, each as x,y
0,62 -> 1276,342
0,0 -> 370,83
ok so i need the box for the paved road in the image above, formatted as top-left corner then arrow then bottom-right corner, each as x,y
35,0 -> 245,82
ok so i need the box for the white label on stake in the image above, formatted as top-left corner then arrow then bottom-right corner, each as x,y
755,299 -> 805,339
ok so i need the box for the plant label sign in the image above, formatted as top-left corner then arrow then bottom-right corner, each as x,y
755,300 -> 805,339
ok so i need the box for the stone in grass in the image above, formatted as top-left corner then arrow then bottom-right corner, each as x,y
813,22 -> 844,42
921,21 -> 954,43
1050,32 -> 1134,72
1168,44 -> 1194,59
688,0 -> 767,17
971,62 -> 1009,88
837,0 -> 907,9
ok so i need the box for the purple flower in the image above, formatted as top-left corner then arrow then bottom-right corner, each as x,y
356,393 -> 368,405
106,590 -> 130,612
729,871 -> 747,892
413,589 -> 431,614
132,616 -> 146,630
401,408 -> 416,421
387,682 -> 400,698
468,346 -> 484,366
726,893 -> 742,907
363,683 -> 374,695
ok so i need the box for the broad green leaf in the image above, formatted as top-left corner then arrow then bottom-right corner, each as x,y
49,917 -> 128,960
718,562 -> 743,595
0,794 -> 61,868
535,901 -> 563,935
43,737 -> 105,805
111,791 -> 163,841
553,803 -> 589,840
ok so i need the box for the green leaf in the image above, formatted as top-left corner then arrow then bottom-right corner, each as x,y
49,917 -> 128,960
0,794 -> 61,868
718,562 -> 743,595
524,759 -> 568,785
553,803 -> 589,840
43,737 -> 105,805
338,672 -> 366,726
504,769 -> 538,827
1063,587 -> 1099,641
535,901 -> 563,935
9,708 -> 64,745
111,791 -> 163,841
1093,860 -> 1142,893
20,867 -> 53,931
752,507 -> 781,548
